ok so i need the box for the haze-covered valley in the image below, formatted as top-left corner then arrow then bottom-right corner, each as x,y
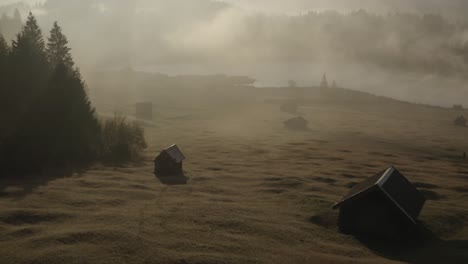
0,1 -> 468,264
2,0 -> 468,105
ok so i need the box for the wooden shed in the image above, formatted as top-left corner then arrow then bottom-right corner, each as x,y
154,144 -> 185,176
453,104 -> 464,110
332,166 -> 426,239
454,115 -> 467,127
284,116 -> 308,130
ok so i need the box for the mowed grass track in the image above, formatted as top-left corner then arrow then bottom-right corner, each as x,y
0,87 -> 467,264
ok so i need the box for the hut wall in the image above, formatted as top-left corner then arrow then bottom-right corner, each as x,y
338,188 -> 410,239
155,152 -> 183,175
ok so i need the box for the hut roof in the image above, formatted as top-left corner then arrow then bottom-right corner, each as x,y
333,166 -> 426,224
455,115 -> 467,122
284,116 -> 307,125
160,144 -> 185,163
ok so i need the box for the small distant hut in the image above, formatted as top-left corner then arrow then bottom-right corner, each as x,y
288,80 -> 297,88
136,102 -> 153,121
154,144 -> 185,176
453,104 -> 464,110
454,115 -> 467,127
284,116 -> 308,130
332,166 -> 426,239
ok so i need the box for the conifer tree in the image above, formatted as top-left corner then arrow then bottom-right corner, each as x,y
320,73 -> 329,89
43,64 -> 100,166
12,12 -> 45,56
0,13 -> 8,24
10,12 -> 49,100
13,8 -> 21,23
0,33 -> 8,66
4,13 -> 50,172
0,9 -> 22,41
0,33 -> 9,90
0,33 -> 9,128
46,21 -> 74,68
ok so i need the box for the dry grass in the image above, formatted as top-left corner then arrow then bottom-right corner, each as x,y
0,87 -> 467,264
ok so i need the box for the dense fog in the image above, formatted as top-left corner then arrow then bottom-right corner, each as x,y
1,0 -> 468,105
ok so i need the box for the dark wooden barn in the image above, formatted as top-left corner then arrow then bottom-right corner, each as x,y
154,144 -> 185,176
332,166 -> 426,239
136,102 -> 153,121
284,116 -> 308,130
454,115 -> 467,127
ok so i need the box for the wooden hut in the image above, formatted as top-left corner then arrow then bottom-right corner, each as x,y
154,145 -> 185,176
284,116 -> 308,130
454,115 -> 467,127
136,102 -> 153,121
332,166 -> 426,239
453,104 -> 464,110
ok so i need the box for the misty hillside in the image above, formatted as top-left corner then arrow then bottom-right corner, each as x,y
1,1 -> 468,74
1,3 -> 468,263
1,0 -> 468,107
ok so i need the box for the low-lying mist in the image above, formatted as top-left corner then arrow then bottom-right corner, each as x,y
1,0 -> 468,106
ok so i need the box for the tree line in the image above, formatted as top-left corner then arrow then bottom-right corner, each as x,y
3,4 -> 468,77
0,8 -> 22,42
0,13 -> 146,176
240,10 -> 468,76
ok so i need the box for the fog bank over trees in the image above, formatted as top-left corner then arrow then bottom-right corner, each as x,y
1,0 -> 468,105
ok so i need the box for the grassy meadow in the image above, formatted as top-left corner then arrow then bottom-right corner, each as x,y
0,85 -> 467,264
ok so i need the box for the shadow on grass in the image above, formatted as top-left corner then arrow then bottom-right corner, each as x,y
356,224 -> 468,264
0,167 -> 77,199
154,172 -> 188,186
309,209 -> 468,264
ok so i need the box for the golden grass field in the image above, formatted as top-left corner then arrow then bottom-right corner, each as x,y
0,86 -> 467,264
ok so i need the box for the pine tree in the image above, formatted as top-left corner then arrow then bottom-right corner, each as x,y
0,33 -> 8,64
43,64 -> 100,166
320,73 -> 329,89
0,33 -> 9,128
13,9 -> 21,23
3,13 -> 50,173
10,12 -> 49,99
0,33 -> 9,90
12,12 -> 45,56
46,21 -> 74,68
0,9 -> 22,41
0,13 -> 7,24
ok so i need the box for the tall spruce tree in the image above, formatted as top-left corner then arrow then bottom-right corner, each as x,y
43,64 -> 101,167
1,14 -> 104,174
10,12 -> 49,98
0,33 -> 8,74
46,22 -> 74,68
0,33 -> 9,134
3,13 -> 51,173
0,9 -> 22,41
320,73 -> 329,89
13,9 -> 21,23
12,12 -> 45,55
10,12 -> 49,110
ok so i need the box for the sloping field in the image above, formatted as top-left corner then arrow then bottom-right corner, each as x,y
0,87 -> 467,264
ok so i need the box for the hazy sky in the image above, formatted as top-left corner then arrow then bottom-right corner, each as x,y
1,0 -> 467,15
227,0 -> 468,15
